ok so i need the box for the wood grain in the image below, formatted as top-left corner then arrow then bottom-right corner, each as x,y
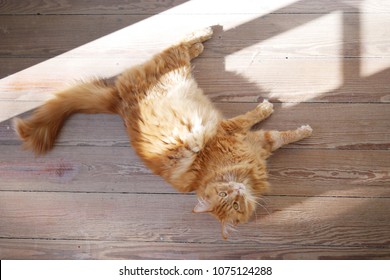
0,192 -> 389,247
1,239 -> 389,260
0,15 -> 145,58
1,14 -> 390,59
1,0 -> 387,15
0,0 -> 188,15
194,58 -> 390,103
0,145 -> 388,197
0,58 -> 45,79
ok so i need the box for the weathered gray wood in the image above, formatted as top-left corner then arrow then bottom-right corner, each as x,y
0,58 -> 46,79
1,0 -> 386,15
0,145 -> 388,196
1,239 -> 389,260
0,192 -> 389,247
194,58 -> 390,103
0,15 -> 145,58
1,14 -> 390,58
1,0 -> 187,15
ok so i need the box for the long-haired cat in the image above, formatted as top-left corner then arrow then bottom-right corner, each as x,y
14,27 -> 312,239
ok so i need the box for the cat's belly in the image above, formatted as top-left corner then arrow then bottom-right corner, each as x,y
126,78 -> 221,189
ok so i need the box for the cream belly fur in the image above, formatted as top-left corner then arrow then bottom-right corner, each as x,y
130,70 -> 221,189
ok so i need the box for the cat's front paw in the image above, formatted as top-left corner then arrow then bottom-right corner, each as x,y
256,99 -> 274,116
185,27 -> 213,44
297,125 -> 313,137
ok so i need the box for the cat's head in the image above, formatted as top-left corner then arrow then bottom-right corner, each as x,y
193,180 -> 256,239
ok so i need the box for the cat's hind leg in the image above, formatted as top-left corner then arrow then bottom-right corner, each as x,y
154,27 -> 213,67
256,125 -> 313,155
221,100 -> 274,133
180,27 -> 213,59
116,27 -> 213,100
183,27 -> 214,46
255,99 -> 274,122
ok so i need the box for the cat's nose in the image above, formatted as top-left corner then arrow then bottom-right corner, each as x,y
234,188 -> 244,196
234,184 -> 245,191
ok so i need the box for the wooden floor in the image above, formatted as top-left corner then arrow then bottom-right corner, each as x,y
0,0 -> 389,259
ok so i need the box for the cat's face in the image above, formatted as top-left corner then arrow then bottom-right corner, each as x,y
193,181 -> 256,239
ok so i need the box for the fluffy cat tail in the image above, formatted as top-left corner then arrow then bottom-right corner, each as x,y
14,79 -> 120,154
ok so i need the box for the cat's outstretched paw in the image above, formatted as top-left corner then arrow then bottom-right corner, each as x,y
297,125 -> 313,138
256,99 -> 274,117
185,26 -> 214,44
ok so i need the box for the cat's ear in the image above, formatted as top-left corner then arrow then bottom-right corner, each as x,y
221,221 -> 236,240
193,198 -> 212,213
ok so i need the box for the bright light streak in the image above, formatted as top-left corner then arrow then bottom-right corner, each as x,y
225,12 -> 343,105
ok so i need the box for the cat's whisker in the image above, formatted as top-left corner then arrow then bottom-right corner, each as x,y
253,206 -> 259,223
243,193 -> 270,219
254,195 -> 269,205
261,196 -> 271,204
226,222 -> 238,232
253,199 -> 271,216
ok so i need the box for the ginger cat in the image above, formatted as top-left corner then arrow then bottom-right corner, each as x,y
14,27 -> 313,239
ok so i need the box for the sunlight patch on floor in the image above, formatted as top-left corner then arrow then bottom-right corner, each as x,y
360,8 -> 390,77
225,12 -> 343,104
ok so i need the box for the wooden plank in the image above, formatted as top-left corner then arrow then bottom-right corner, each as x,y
2,103 -> 389,149
194,59 -> 390,103
0,145 -> 166,193
0,15 -> 145,57
0,192 -> 389,247
268,149 -> 390,196
0,58 -> 46,79
0,0 -> 187,15
1,238 -> 389,259
0,145 -> 388,197
2,0 -> 387,15
2,57 -> 390,104
2,13 -> 390,59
